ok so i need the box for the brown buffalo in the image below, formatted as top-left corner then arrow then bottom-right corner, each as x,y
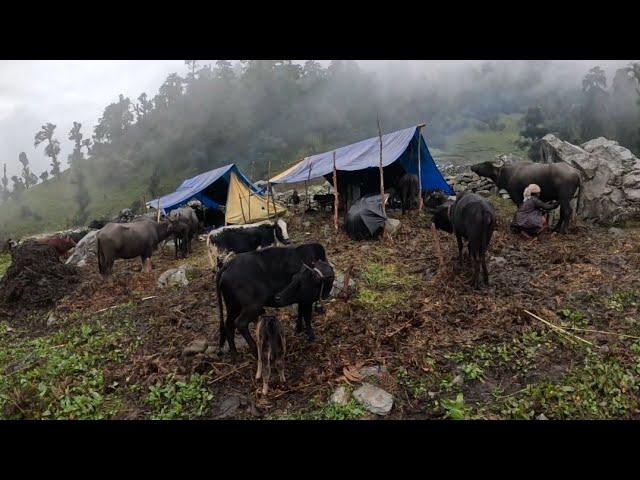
37,235 -> 76,257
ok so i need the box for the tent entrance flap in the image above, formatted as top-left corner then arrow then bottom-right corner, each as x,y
225,172 -> 287,225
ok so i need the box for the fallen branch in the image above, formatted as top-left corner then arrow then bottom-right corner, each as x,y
523,310 -> 594,347
210,361 -> 251,384
564,326 -> 640,341
384,320 -> 414,339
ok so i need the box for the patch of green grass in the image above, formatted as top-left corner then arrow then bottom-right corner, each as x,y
287,397 -> 367,420
0,252 -> 10,279
606,291 -> 638,313
558,308 -> 589,328
356,262 -> 413,312
0,318 -> 132,419
440,393 -> 473,420
500,349 -> 640,419
397,368 -> 429,399
460,363 -> 485,382
145,373 -> 214,420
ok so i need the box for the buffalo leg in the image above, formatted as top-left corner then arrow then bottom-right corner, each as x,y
262,355 -> 271,395
456,234 -> 464,266
472,256 -> 481,289
236,308 -> 259,357
301,302 -> 316,342
295,306 -> 304,334
481,254 -> 489,286
174,237 -> 179,259
559,199 -> 572,234
277,357 -> 286,383
255,327 -> 263,380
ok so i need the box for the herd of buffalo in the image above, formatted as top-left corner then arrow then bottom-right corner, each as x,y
3,159 -> 583,394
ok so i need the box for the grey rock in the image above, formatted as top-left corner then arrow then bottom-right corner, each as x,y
353,383 -> 393,416
65,230 -> 99,266
331,273 -> 356,297
608,227 -> 625,236
358,365 -> 388,380
302,221 -> 311,228
157,267 -> 189,288
385,218 -> 400,236
540,134 -> 640,224
451,374 -> 464,386
216,395 -> 241,419
204,346 -> 218,358
536,413 -> 548,421
330,386 -> 350,406
183,339 -> 208,356
477,190 -> 491,197
46,312 -> 57,327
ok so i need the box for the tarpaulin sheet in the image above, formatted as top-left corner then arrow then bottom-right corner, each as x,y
146,163 -> 259,213
270,125 -> 454,196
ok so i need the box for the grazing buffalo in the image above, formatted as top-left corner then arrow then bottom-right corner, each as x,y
470,160 -> 581,234
96,218 -> 173,276
395,173 -> 420,214
432,192 -> 496,289
206,219 -> 290,270
255,315 -> 286,395
169,207 -> 199,258
37,235 -> 76,257
215,243 -> 330,358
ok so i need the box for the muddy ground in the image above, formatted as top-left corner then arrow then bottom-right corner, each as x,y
1,197 -> 639,419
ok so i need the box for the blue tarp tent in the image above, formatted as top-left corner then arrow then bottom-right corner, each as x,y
146,163 -> 259,214
270,125 -> 454,196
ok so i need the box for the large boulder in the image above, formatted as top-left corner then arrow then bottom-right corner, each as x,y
539,134 -> 640,224
65,229 -> 99,267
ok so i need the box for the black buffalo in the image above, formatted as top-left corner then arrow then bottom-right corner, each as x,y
96,218 -> 174,276
470,160 -> 581,234
206,219 -> 290,269
394,173 -> 420,214
313,193 -> 335,212
432,192 -> 496,289
215,243 -> 330,358
169,207 -> 199,258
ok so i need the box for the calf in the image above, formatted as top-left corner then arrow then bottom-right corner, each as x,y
37,235 -> 76,257
274,260 -> 335,339
431,192 -> 495,289
169,207 -> 199,256
395,173 -> 419,214
170,219 -> 191,259
255,316 -> 286,395
206,219 -> 290,270
313,193 -> 335,212
215,243 -> 329,358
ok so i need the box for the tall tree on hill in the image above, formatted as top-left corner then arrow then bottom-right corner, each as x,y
67,122 -> 90,225
148,164 -> 160,198
134,92 -> 154,123
19,152 -> 38,188
581,66 -> 612,140
155,73 -> 183,108
94,95 -> 134,144
39,171 -> 49,183
1,163 -> 9,201
215,60 -> 235,82
611,68 -> 640,151
68,121 -> 85,166
10,175 -> 25,200
34,123 -> 62,179
185,60 -> 199,81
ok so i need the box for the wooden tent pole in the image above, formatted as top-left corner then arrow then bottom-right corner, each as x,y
332,151 -> 338,232
267,159 -> 271,219
304,162 -> 312,215
417,123 -> 426,211
156,197 -> 161,222
377,114 -> 386,218
238,193 -> 247,223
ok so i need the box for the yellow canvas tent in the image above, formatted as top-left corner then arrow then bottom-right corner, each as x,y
225,171 -> 287,225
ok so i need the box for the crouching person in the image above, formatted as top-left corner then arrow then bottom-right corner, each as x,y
510,184 -> 559,240
256,316 -> 286,395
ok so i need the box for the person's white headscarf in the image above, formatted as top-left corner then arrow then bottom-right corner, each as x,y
523,184 -> 541,202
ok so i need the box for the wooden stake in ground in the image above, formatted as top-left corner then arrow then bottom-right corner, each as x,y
270,182 -> 278,219
431,222 -> 444,271
333,151 -> 339,232
304,161 -> 313,214
417,123 -> 426,211
377,115 -> 386,219
156,197 -> 161,222
267,159 -> 271,219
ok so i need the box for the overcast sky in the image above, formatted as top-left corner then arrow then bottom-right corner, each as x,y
0,60 -> 633,179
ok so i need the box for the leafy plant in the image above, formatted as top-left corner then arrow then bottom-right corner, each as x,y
441,393 -> 472,420
146,373 -> 214,420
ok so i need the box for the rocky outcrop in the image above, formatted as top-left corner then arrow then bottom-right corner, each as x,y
65,230 -> 99,267
540,134 -> 640,224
